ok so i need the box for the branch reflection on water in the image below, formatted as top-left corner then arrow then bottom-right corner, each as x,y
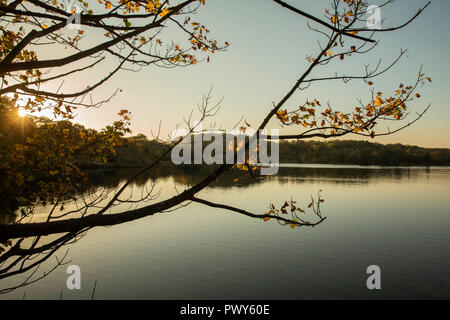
0,164 -> 434,294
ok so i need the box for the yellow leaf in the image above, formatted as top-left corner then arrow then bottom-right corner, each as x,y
160,8 -> 170,17
374,96 -> 383,107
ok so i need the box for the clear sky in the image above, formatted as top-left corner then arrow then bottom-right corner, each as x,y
61,0 -> 450,148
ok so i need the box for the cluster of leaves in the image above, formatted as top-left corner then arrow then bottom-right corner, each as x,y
0,24 -> 41,86
0,97 -> 131,216
263,194 -> 325,229
326,0 -> 362,29
0,25 -> 38,66
276,74 -> 431,138
0,0 -> 227,119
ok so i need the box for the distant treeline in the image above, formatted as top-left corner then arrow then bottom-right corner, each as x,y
109,134 -> 450,167
279,140 -> 450,166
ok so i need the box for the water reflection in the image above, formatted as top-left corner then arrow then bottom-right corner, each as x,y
0,165 -> 449,298
84,164 -> 438,190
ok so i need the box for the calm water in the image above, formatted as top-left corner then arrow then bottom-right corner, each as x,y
1,165 -> 450,299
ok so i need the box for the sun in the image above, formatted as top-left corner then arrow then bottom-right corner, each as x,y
18,108 -> 27,117
16,104 -> 56,119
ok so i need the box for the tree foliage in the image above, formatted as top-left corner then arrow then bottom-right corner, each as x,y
0,0 -> 225,116
0,96 -> 131,216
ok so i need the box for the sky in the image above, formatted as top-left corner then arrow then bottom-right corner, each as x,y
30,0 -> 450,148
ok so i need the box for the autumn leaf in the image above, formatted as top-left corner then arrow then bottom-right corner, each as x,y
160,8 -> 171,17
118,109 -> 129,116
374,96 -> 383,107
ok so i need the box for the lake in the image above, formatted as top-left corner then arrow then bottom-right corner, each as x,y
1,164 -> 450,299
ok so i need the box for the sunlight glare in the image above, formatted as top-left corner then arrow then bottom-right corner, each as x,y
18,108 -> 27,117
